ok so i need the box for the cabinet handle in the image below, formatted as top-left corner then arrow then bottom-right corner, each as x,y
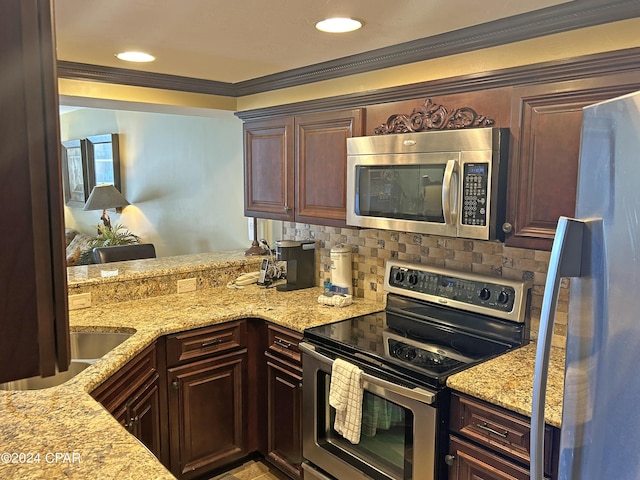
201,338 -> 222,348
444,454 -> 456,466
476,422 -> 509,439
502,222 -> 513,234
125,416 -> 139,432
171,380 -> 179,390
283,206 -> 291,213
274,339 -> 293,350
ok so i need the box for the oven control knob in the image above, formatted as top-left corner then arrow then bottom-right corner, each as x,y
497,290 -> 510,304
394,270 -> 405,283
408,273 -> 418,285
402,348 -> 417,361
479,287 -> 491,301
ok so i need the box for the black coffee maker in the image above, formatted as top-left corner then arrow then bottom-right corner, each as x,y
275,240 -> 316,291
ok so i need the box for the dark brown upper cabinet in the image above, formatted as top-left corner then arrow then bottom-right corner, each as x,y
294,109 -> 363,227
244,117 -> 295,221
243,108 -> 363,226
0,0 -> 70,383
504,73 -> 640,250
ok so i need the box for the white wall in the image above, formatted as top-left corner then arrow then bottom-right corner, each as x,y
60,107 -> 250,257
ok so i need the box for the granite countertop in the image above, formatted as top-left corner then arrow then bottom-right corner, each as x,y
67,250 -> 257,286
1,268 -> 567,479
0,284 -> 383,480
447,342 -> 566,428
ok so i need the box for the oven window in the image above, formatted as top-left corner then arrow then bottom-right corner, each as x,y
355,165 -> 446,223
317,372 -> 414,480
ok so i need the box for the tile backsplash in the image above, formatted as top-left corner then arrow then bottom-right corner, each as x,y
282,222 -> 569,349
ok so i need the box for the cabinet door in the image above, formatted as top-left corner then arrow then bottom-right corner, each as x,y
91,344 -> 166,464
505,77 -> 640,250
448,436 -> 545,480
129,377 -> 163,460
0,0 -> 69,382
266,352 -> 303,479
168,349 -> 248,479
244,117 -> 295,221
295,108 -> 363,227
92,343 -> 158,413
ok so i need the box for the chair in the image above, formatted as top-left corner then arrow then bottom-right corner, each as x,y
92,243 -> 156,264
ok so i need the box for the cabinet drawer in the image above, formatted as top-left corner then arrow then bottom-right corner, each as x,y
266,323 -> 303,364
166,321 -> 247,367
91,343 -> 157,414
448,435 -> 551,480
450,393 -> 555,475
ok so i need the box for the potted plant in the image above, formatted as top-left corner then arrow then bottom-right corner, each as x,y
79,224 -> 141,264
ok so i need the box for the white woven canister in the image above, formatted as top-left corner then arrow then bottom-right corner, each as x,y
330,245 -> 352,294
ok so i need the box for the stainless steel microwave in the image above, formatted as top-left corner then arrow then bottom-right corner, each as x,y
346,127 -> 509,241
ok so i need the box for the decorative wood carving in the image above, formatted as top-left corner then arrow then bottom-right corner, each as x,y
374,98 -> 495,134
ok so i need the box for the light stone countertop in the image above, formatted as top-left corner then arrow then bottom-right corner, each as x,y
0,284 -> 383,480
1,270 -> 567,479
446,342 -> 566,428
67,250 -> 257,286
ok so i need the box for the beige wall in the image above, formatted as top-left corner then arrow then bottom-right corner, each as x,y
60,107 -> 249,257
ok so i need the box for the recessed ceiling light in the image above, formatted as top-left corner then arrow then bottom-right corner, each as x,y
315,17 -> 363,33
115,51 -> 156,63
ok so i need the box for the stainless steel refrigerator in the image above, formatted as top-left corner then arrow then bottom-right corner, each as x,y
531,89 -> 640,480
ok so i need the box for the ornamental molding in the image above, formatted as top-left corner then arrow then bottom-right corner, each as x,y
374,99 -> 495,135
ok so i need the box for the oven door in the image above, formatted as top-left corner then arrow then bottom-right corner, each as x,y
301,342 -> 441,480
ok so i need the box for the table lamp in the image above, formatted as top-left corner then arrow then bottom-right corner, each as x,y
83,184 -> 130,231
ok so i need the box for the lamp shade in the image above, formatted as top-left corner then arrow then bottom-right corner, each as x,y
83,184 -> 130,211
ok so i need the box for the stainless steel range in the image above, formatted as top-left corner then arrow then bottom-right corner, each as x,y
300,260 -> 531,480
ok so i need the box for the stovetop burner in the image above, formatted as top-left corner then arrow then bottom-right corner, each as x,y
303,261 -> 531,389
385,333 -> 465,372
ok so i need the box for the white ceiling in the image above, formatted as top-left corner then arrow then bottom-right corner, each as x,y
53,0 -> 573,85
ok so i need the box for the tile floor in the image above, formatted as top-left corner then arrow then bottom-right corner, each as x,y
208,459 -> 288,480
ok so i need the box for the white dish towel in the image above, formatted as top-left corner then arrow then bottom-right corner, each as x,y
329,357 -> 363,444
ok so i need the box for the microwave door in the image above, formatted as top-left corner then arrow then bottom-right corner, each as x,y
347,155 -> 458,237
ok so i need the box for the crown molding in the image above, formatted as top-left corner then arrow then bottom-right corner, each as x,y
57,61 -> 237,97
234,0 -> 640,96
234,46 -> 640,121
57,0 -> 640,97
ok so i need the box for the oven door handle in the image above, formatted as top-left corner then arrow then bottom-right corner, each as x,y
299,342 -> 436,405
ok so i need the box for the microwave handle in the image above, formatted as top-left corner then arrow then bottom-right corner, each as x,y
442,159 -> 458,225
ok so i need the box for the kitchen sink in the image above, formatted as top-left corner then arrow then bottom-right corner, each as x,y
0,361 -> 91,391
0,331 -> 133,391
69,331 -> 132,362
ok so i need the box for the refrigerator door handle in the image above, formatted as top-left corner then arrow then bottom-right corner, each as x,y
531,216 -> 585,480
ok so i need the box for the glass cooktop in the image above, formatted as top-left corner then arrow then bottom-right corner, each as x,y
304,303 -> 521,388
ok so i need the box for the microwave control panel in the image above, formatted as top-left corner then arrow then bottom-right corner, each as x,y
462,163 -> 488,226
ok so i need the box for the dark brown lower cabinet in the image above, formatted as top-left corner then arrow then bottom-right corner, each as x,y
91,343 -> 165,462
448,393 -> 559,480
448,436 -> 549,480
266,352 -> 303,478
167,349 -> 248,480
263,323 -> 304,479
108,375 -> 163,458
126,378 -> 163,456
